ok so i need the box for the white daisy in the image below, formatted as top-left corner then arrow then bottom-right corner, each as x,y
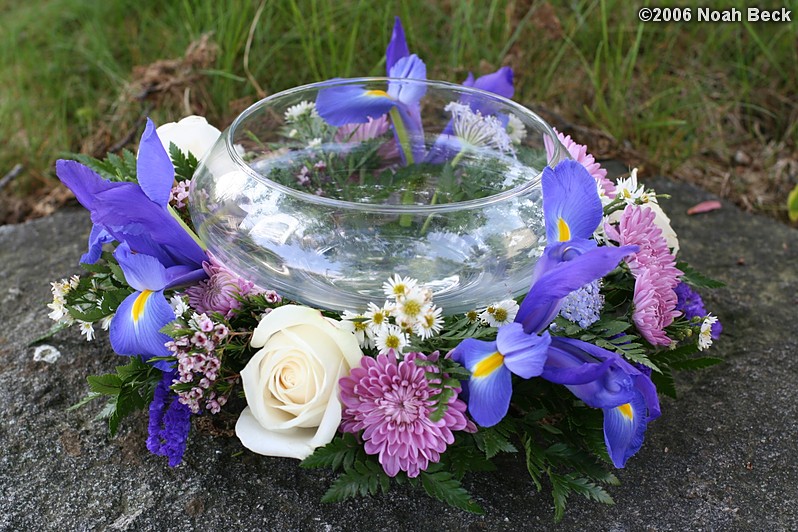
698,314 -> 718,351
284,100 -> 318,123
479,299 -> 520,327
341,310 -> 372,349
614,168 -> 654,205
414,305 -> 444,339
78,320 -> 95,341
506,114 -> 527,145
394,287 -> 429,325
100,315 -> 113,331
383,274 -> 418,301
364,302 -> 392,332
374,324 -> 409,355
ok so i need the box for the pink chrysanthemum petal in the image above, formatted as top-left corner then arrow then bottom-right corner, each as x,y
545,129 -> 616,198
339,351 -> 470,478
606,205 -> 681,345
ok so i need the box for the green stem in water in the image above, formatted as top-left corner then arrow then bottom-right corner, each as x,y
389,107 -> 414,165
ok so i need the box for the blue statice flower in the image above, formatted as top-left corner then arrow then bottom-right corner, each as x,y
674,282 -> 722,339
147,371 -> 192,467
559,280 -> 604,329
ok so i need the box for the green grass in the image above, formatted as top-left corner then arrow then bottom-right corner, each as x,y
1,0 -> 796,218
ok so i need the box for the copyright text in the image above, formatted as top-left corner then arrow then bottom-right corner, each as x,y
638,7 -> 792,23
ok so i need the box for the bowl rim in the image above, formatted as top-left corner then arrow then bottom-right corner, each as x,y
226,77 -> 564,214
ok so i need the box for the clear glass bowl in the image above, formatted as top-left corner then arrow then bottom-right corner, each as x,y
189,78 -> 568,314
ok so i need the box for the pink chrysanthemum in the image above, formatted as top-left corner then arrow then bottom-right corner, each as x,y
186,256 -> 264,318
605,205 -> 681,345
339,351 -> 472,478
545,129 -> 616,198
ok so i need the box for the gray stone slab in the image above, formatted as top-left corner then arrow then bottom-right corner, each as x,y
1,172 -> 796,531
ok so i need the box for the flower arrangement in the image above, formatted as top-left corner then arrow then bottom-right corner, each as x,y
45,18 -> 723,519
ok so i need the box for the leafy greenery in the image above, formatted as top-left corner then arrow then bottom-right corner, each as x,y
169,143 -> 199,182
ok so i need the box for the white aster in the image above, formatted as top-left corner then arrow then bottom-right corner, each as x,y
284,100 -> 318,123
394,287 -> 429,325
341,310 -> 372,349
479,299 -> 520,327
100,315 -> 114,331
445,102 -> 514,154
698,314 -> 718,351
78,320 -> 95,341
47,298 -> 68,322
69,275 -> 80,290
615,168 -> 654,205
307,137 -> 322,148
364,301 -> 392,332
414,305 -> 444,339
383,274 -> 418,301
170,294 -> 190,318
374,324 -> 409,355
506,114 -> 527,145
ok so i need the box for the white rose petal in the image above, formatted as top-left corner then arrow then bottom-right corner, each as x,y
156,115 -> 222,162
236,305 -> 363,460
646,202 -> 680,255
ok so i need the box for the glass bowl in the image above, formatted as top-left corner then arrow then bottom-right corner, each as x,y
189,78 -> 569,314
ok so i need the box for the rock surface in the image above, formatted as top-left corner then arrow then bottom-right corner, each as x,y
1,170 -> 797,531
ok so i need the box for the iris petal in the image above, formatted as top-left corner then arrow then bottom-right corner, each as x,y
603,390 -> 648,468
136,118 -> 174,207
315,85 -> 396,126
385,16 -> 410,74
517,243 -> 638,334
81,225 -> 114,264
110,288 -> 175,368
114,243 -> 169,293
463,66 -> 514,99
542,160 -> 603,243
451,338 -> 513,427
497,323 -> 550,379
387,55 -> 427,105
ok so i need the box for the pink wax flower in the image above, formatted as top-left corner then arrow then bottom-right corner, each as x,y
545,129 -> 616,198
605,205 -> 681,345
186,256 -> 264,319
339,351 -> 472,478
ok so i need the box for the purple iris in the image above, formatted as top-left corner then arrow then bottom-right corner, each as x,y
109,243 -> 204,370
56,119 -> 207,271
315,17 -> 426,164
453,160 -> 658,468
56,119 -> 208,367
675,282 -> 722,339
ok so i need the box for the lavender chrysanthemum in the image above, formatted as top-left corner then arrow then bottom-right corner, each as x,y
674,282 -> 722,339
559,280 -> 604,329
606,205 -> 681,346
186,256 -> 264,318
339,351 -> 471,478
147,370 -> 193,467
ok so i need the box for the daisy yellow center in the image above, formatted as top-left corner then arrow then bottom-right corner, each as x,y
373,312 -> 385,325
473,352 -> 504,378
618,403 -> 633,420
403,300 -> 422,317
493,308 -> 508,322
385,335 -> 401,349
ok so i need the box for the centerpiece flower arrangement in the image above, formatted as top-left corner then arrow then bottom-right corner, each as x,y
44,18 -> 722,519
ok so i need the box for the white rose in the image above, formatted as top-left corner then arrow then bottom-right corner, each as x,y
156,115 -> 221,162
235,305 -> 363,459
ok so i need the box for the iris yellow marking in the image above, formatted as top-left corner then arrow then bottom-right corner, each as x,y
131,290 -> 153,323
473,352 -> 505,378
618,403 -> 634,420
365,89 -> 389,98
557,217 -> 571,242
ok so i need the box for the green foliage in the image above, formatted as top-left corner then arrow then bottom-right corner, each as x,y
550,473 -> 614,522
789,184 -> 798,222
473,421 -> 518,459
300,433 -> 363,472
79,356 -> 161,436
73,150 -> 138,183
169,143 -> 199,182
418,468 -> 484,515
676,262 -> 726,289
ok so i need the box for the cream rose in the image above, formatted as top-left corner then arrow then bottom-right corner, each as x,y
235,305 -> 363,459
645,202 -> 680,255
156,115 -> 221,162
